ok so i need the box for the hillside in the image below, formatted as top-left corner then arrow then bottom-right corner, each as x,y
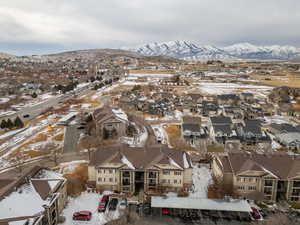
0,52 -> 16,59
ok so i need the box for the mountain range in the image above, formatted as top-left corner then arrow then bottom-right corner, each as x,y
124,41 -> 300,61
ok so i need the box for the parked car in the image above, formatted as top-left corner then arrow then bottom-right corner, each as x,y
73,211 -> 92,221
162,208 -> 170,215
119,198 -> 127,210
251,207 -> 262,220
98,195 -> 110,212
108,198 -> 118,211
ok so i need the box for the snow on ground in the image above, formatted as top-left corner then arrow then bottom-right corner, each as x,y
60,192 -> 107,225
151,124 -> 166,144
189,166 -> 212,199
0,114 -> 59,167
267,132 -> 282,150
0,97 -> 10,104
0,128 -> 27,140
122,81 -> 149,86
264,115 -> 297,126
129,73 -> 174,78
39,93 -> 54,100
81,104 -> 91,109
59,160 -> 88,174
195,82 -> 272,96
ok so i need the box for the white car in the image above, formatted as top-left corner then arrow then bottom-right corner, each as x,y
118,199 -> 127,210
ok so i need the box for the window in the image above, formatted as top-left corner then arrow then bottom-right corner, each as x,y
103,169 -> 106,174
290,197 -> 299,202
179,180 -> 181,184
237,177 -> 242,182
293,181 -> 300,188
109,169 -> 114,174
248,186 -> 256,191
248,178 -> 253,182
174,179 -> 177,184
163,170 -> 170,175
174,171 -> 181,176
238,186 -> 245,190
162,179 -> 166,184
264,179 -> 273,187
168,179 -> 170,184
98,178 -> 102,182
98,169 -> 101,173
109,178 -> 113,182
103,178 -> 106,182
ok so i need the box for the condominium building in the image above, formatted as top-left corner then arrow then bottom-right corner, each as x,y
0,166 -> 67,225
213,153 -> 300,203
88,145 -> 193,194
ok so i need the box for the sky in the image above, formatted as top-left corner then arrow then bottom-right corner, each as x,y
0,0 -> 300,55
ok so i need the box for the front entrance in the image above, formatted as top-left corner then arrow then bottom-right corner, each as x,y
135,171 -> 145,195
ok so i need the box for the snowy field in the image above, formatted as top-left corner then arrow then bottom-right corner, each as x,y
195,82 -> 273,96
0,97 -> 10,104
60,192 -> 117,225
189,166 -> 212,198
129,73 -> 174,78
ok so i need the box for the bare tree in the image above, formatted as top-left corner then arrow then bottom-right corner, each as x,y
79,135 -> 100,160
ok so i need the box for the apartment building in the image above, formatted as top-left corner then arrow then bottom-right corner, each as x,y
0,166 -> 67,225
213,153 -> 300,203
88,145 -> 193,194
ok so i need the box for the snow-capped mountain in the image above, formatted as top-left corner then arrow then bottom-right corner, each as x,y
125,41 -> 300,61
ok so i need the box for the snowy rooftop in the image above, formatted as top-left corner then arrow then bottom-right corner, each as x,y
151,196 -> 252,212
0,168 -> 65,220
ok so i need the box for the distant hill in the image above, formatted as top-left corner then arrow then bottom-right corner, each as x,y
124,40 -> 300,61
0,52 -> 15,59
45,48 -> 141,59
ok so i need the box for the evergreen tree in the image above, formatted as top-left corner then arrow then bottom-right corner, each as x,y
6,118 -> 14,129
31,92 -> 38,98
0,120 -> 7,129
14,116 -> 24,128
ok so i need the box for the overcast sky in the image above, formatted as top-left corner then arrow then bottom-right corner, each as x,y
1,0 -> 300,55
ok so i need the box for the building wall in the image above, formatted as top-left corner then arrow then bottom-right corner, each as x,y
96,167 -> 120,191
88,166 -> 96,182
159,169 -> 184,188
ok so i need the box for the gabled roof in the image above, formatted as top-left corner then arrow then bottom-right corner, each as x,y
90,145 -> 192,170
220,153 -> 300,179
182,124 -> 201,133
210,116 -> 232,125
213,124 -> 232,135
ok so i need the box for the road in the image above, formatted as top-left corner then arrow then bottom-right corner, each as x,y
63,124 -> 81,153
0,84 -> 91,123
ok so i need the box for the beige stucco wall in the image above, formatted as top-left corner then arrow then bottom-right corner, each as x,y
159,170 -> 184,188
88,166 -> 96,182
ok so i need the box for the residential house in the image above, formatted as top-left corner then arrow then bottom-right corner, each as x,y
209,116 -> 238,144
268,123 -> 300,151
240,93 -> 254,103
217,94 -> 240,106
201,101 -> 220,117
181,116 -> 207,146
88,145 -> 193,194
238,120 -> 270,145
213,153 -> 300,203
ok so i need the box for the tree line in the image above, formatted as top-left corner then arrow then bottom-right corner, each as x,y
0,116 -> 24,130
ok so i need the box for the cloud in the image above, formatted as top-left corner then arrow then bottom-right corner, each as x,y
0,0 -> 300,55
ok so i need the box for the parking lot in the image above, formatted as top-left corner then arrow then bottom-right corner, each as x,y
60,191 -> 120,225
